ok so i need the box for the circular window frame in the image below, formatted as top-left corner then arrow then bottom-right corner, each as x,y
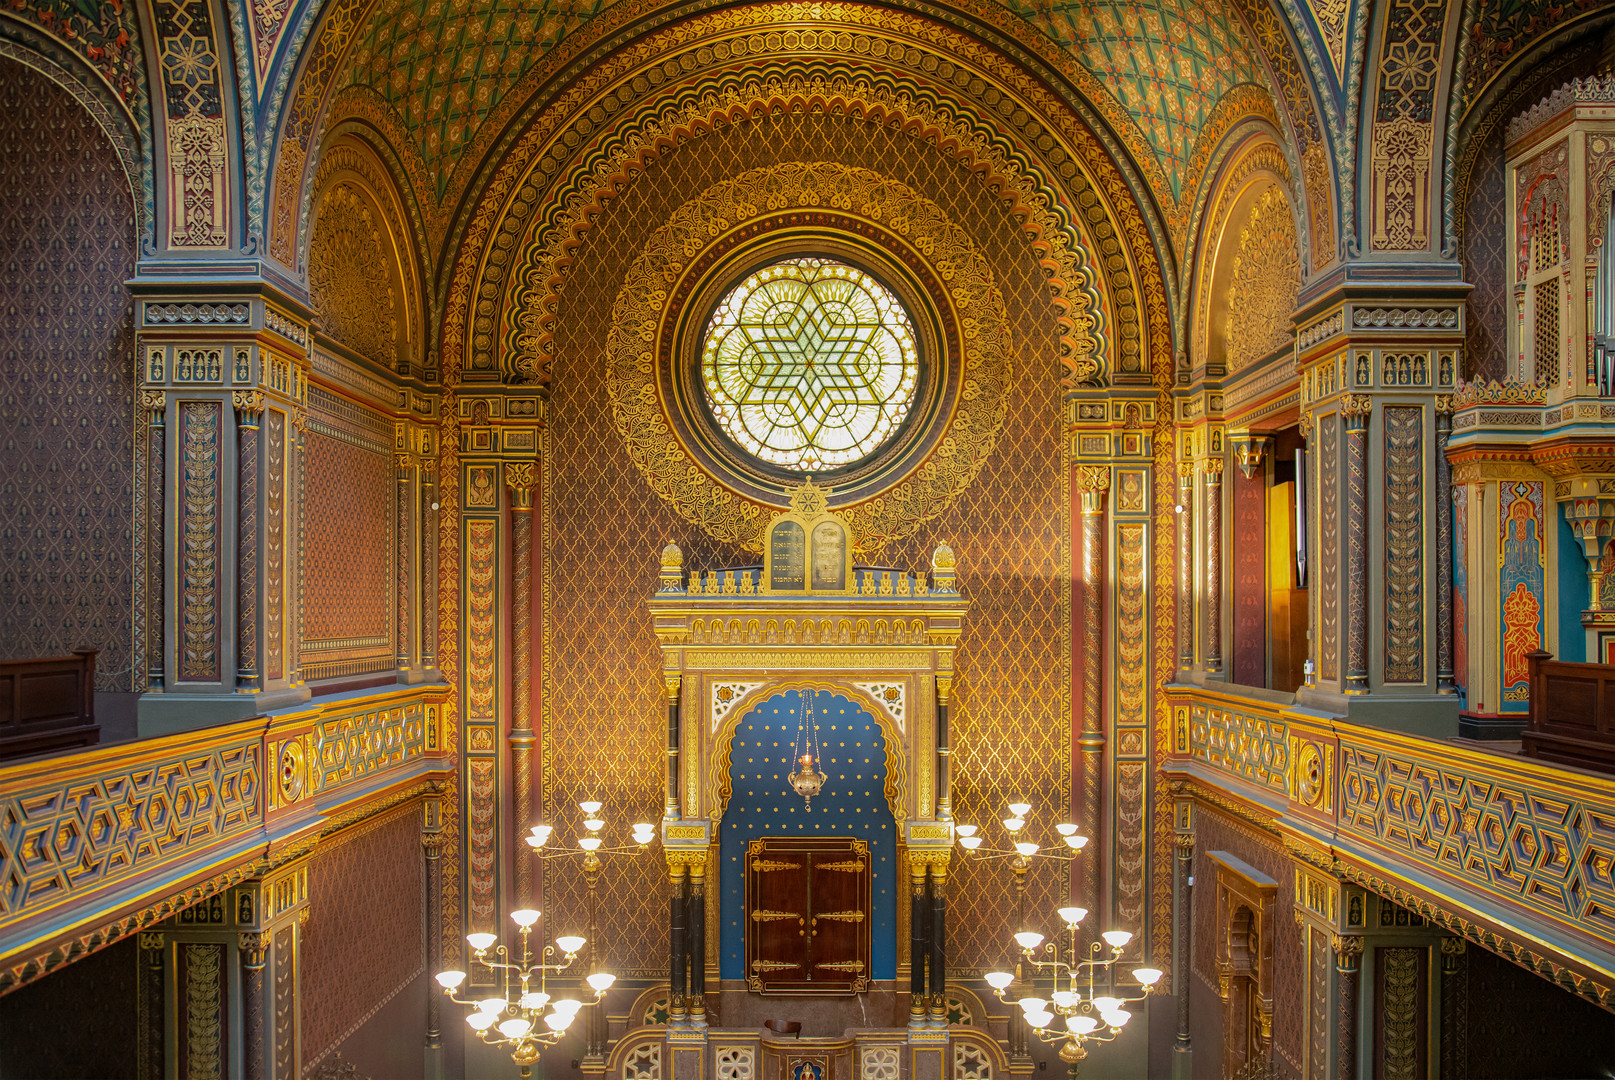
661,226 -> 960,509
694,254 -> 926,478
604,162 -> 1014,555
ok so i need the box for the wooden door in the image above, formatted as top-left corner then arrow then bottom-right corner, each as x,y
745,837 -> 871,993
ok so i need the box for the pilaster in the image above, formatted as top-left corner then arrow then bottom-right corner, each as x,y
455,390 -> 543,945
133,286 -> 314,735
1295,286 -> 1465,734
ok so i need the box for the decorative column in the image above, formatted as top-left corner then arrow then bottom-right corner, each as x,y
235,391 -> 263,691
928,861 -> 947,1022
506,461 -> 536,905
423,795 -> 446,1058
1076,466 -> 1109,915
909,856 -> 931,1026
584,844 -> 611,1062
1342,398 -> 1372,694
669,861 -> 688,1024
420,459 -> 439,671
143,391 -> 167,691
1009,850 -> 1030,1062
136,931 -> 165,1079
1435,404 -> 1456,692
240,931 -> 271,1080
1203,461 -> 1224,674
934,675 -> 952,821
131,292 -> 313,735
397,451 -> 415,672
687,857 -> 707,1026
1171,801 -> 1194,1078
1333,935 -> 1363,1080
1177,464 -> 1195,671
1438,938 -> 1468,1079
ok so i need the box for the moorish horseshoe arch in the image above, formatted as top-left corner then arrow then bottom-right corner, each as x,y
704,676 -> 911,828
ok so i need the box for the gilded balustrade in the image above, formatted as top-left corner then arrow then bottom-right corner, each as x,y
1165,683 -> 1615,1010
0,684 -> 451,993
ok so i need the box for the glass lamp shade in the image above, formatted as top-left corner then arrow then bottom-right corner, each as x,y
1054,823 -> 1078,836
466,933 -> 498,952
520,992 -> 551,1011
511,909 -> 540,928
1134,967 -> 1164,986
960,836 -> 983,850
544,1013 -> 572,1032
579,801 -> 603,814
1056,907 -> 1087,926
984,971 -> 1014,991
584,818 -> 605,832
578,837 -> 603,851
552,998 -> 585,1016
1090,997 -> 1122,1014
478,997 -> 508,1015
468,1013 -> 498,1031
1067,1015 -> 1099,1035
955,824 -> 979,837
498,1018 -> 533,1040
1050,991 -> 1077,1009
1024,1010 -> 1054,1031
1003,817 -> 1026,832
1103,1010 -> 1131,1029
525,835 -> 545,849
1007,802 -> 1032,817
587,972 -> 617,992
1016,998 -> 1048,1015
1063,835 -> 1089,850
436,970 -> 467,990
1013,931 -> 1045,951
556,936 -> 587,955
1014,842 -> 1039,857
1102,930 -> 1133,949
632,825 -> 655,843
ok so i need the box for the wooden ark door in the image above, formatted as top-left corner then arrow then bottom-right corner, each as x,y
745,837 -> 871,993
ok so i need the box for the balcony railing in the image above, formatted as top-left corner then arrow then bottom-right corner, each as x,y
1164,682 -> 1615,1013
0,682 -> 451,993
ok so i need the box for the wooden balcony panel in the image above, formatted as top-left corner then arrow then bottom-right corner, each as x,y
0,650 -> 99,761
1523,650 -> 1615,774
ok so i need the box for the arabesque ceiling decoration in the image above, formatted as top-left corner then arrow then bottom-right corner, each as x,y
306,0 -> 1286,265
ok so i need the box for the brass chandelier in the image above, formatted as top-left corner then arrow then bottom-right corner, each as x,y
957,802 -> 1162,1075
435,801 -> 656,1077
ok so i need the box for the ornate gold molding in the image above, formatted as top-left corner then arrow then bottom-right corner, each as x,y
603,162 -> 1012,554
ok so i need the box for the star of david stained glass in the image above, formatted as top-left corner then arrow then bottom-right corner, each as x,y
701,258 -> 920,471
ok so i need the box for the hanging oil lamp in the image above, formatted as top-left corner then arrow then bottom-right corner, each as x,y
789,689 -> 828,807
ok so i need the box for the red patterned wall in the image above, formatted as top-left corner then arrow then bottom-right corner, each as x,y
302,387 -> 395,677
0,55 -> 136,690
1192,806 -> 1306,1074
301,802 -> 424,1070
1230,465 -> 1266,688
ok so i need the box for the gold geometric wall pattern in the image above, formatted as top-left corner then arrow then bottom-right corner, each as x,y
308,180 -> 400,369
603,161 -> 1013,556
541,109 -> 1069,974
1225,186 -> 1300,374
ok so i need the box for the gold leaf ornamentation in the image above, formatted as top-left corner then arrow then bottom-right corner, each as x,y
604,162 -> 1013,556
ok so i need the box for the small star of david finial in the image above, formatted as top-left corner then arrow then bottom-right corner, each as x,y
788,476 -> 829,517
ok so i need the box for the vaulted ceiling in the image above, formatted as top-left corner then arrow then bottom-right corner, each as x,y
331,0 -> 1275,217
